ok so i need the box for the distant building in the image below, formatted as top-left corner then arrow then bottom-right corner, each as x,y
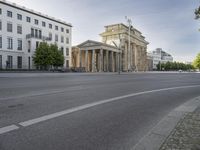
72,23 -> 149,72
148,48 -> 173,70
184,61 -> 192,65
0,0 -> 72,70
100,23 -> 149,72
146,53 -> 153,71
72,40 -> 119,72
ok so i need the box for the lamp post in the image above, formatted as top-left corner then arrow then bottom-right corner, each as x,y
125,16 -> 132,72
159,61 -> 161,71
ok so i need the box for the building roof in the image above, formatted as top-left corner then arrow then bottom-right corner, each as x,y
0,0 -> 72,27
77,40 -> 115,48
104,23 -> 142,34
101,23 -> 149,45
74,40 -> 119,52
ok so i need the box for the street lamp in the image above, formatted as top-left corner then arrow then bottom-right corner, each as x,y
125,16 -> 132,72
112,40 -> 121,75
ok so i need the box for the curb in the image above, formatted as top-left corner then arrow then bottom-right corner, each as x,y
132,96 -> 200,150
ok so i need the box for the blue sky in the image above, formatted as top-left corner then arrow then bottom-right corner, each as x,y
9,0 -> 200,62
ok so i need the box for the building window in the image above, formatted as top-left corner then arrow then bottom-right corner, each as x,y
66,37 -> 69,44
42,21 -> 46,27
17,39 -> 22,50
61,27 -> 64,32
0,36 -> 2,48
66,29 -> 69,34
55,26 -> 58,30
61,47 -> 64,55
26,16 -> 31,23
28,56 -> 31,69
31,28 -> 34,36
17,14 -> 22,20
28,41 -> 31,53
0,55 -> 2,69
7,23 -> 12,32
61,36 -> 64,43
7,37 -> 13,49
66,60 -> 69,68
49,24 -> 52,29
36,41 -> 39,49
0,8 -> 2,15
66,48 -> 69,56
39,30 -> 42,39
17,25 -> 22,34
49,33 -> 52,40
0,20 -> 1,30
7,55 -> 13,69
34,19 -> 39,25
35,29 -> 38,38
7,11 -> 12,18
17,56 -> 22,69
55,34 -> 58,42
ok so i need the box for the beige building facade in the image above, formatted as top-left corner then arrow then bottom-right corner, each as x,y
72,40 -> 120,72
100,23 -> 149,71
72,23 -> 149,72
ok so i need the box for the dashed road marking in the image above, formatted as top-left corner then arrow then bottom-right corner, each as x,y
0,125 -> 19,134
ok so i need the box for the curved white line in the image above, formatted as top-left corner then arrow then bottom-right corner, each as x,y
19,84 -> 200,127
1,84 -> 200,135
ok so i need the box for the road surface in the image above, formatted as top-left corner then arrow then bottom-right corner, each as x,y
0,72 -> 200,150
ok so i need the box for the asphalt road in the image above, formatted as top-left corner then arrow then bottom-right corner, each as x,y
0,72 -> 200,150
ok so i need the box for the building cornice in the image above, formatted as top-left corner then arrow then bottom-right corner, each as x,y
0,0 -> 72,27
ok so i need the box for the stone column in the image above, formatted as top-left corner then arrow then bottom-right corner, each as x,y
143,47 -> 147,71
134,44 -> 138,71
85,50 -> 88,72
132,43 -> 135,69
124,42 -> 128,71
111,51 -> 114,72
115,52 -> 118,72
106,51 -> 109,72
138,46 -> 142,71
92,50 -> 95,72
116,51 -> 120,72
100,49 -> 103,72
79,50 -> 82,67
130,44 -> 132,71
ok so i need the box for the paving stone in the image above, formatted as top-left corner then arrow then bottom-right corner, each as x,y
160,107 -> 200,150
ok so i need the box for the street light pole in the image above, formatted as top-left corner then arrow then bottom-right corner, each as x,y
125,16 -> 132,72
160,61 -> 161,71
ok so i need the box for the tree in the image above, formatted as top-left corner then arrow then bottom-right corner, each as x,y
193,53 -> 200,69
165,61 -> 171,70
33,42 -> 64,70
156,61 -> 195,71
33,42 -> 52,70
195,6 -> 200,19
50,44 -> 64,68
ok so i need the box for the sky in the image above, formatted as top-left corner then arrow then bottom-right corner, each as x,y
7,0 -> 200,62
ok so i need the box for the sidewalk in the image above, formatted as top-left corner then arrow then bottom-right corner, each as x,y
133,96 -> 200,150
160,106 -> 200,150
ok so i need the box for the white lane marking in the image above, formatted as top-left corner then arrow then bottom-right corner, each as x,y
0,125 -> 19,134
0,84 -> 200,135
19,84 -> 200,127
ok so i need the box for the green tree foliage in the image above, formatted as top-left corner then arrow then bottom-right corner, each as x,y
50,44 -> 64,68
193,53 -> 200,69
156,61 -> 194,71
195,6 -> 200,19
33,42 -> 64,70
